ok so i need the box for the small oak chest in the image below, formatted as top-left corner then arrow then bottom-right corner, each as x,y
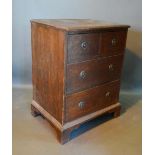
31,19 -> 130,144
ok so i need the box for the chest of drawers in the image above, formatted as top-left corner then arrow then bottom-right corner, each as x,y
31,19 -> 130,144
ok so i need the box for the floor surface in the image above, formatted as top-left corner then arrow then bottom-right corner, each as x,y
13,88 -> 142,155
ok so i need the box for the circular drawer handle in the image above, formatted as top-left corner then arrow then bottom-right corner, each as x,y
108,64 -> 113,71
80,70 -> 87,79
111,38 -> 117,46
105,91 -> 110,97
81,41 -> 87,49
78,101 -> 85,109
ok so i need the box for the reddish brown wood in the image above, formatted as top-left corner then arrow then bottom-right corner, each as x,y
31,19 -> 129,144
65,81 -> 120,122
100,30 -> 127,57
31,22 -> 65,123
67,31 -> 127,64
67,33 -> 100,63
66,55 -> 123,94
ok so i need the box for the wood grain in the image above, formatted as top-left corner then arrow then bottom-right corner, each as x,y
100,30 -> 128,57
64,102 -> 121,130
31,19 -> 130,31
32,100 -> 63,130
66,55 -> 124,94
31,19 -> 129,144
31,100 -> 120,130
31,22 -> 65,123
67,30 -> 127,64
67,33 -> 100,63
65,80 -> 120,122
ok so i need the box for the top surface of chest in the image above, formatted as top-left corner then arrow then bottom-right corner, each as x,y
31,19 -> 130,31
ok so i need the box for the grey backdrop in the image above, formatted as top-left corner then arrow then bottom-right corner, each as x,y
12,0 -> 142,92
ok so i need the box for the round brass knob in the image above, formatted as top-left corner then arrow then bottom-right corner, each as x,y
81,41 -> 87,49
112,38 -> 117,46
80,70 -> 87,79
78,101 -> 85,109
105,91 -> 110,97
108,64 -> 113,71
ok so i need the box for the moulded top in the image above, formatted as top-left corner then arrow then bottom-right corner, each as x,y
31,19 -> 130,31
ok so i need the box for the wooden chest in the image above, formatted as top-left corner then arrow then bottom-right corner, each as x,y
31,19 -> 130,144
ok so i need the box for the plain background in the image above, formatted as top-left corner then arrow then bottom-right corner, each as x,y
12,0 -> 142,93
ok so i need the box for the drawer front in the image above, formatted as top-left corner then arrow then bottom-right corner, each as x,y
67,31 -> 127,64
67,33 -> 100,63
100,31 -> 127,57
66,55 -> 123,94
65,81 -> 120,122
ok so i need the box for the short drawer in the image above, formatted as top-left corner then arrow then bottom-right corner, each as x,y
100,31 -> 127,57
66,55 -> 123,94
67,33 -> 100,63
67,31 -> 127,64
65,81 -> 120,122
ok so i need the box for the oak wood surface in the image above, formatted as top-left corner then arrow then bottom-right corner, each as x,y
67,33 -> 100,63
66,55 -> 124,94
31,22 -> 65,123
31,19 -> 129,144
31,19 -> 130,31
64,102 -> 121,131
100,30 -> 127,57
67,30 -> 127,63
65,80 -> 120,122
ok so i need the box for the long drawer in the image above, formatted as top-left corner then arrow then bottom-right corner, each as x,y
66,55 -> 123,94
65,80 -> 120,122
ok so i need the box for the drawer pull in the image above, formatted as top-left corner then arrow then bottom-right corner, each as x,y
81,41 -> 87,49
112,38 -> 117,46
108,64 -> 113,71
80,70 -> 87,79
78,101 -> 85,109
105,91 -> 110,97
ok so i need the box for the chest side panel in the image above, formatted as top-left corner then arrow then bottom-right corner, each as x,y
31,23 -> 65,123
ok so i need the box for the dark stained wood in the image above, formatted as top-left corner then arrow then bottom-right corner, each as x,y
113,106 -> 121,118
65,80 -> 120,122
31,22 -> 65,123
66,55 -> 124,94
67,33 -> 100,63
100,30 -> 128,57
67,30 -> 127,64
31,19 -> 129,144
